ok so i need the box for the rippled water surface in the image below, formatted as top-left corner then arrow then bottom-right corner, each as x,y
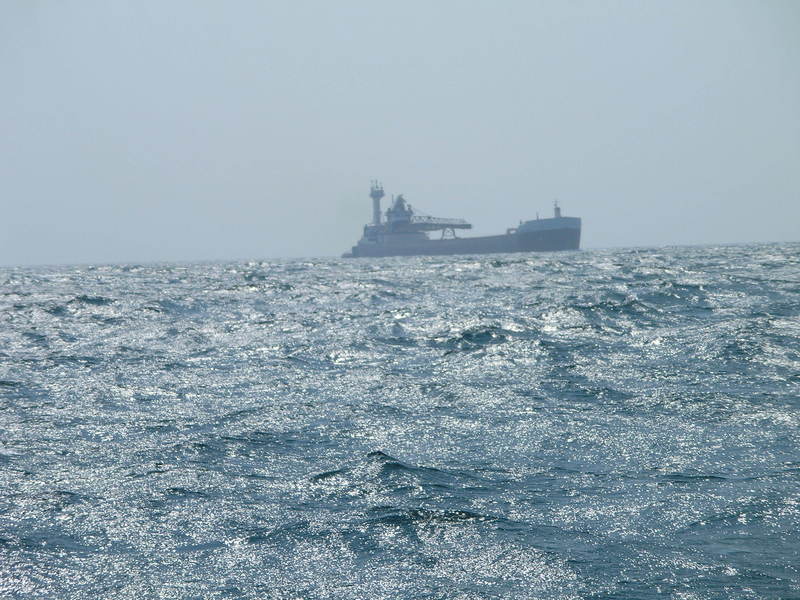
1,244 -> 799,598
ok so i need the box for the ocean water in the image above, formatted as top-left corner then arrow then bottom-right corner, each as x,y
1,243 -> 798,599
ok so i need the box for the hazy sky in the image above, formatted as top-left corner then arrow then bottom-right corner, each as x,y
2,1 -> 798,265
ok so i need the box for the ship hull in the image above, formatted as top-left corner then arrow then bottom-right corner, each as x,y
347,226 -> 580,258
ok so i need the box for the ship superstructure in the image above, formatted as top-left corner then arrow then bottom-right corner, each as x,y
343,182 -> 581,258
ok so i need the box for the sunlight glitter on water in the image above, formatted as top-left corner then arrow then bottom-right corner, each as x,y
0,243 -> 798,598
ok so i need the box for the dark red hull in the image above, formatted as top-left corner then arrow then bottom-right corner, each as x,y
348,227 -> 580,258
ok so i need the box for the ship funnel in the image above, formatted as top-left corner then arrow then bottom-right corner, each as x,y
370,181 -> 385,225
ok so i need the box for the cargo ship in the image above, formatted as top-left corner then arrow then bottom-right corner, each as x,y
343,182 -> 581,258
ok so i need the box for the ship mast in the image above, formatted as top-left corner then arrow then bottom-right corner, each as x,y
370,181 -> 385,226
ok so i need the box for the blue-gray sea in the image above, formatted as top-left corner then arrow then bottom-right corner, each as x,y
1,244 -> 799,599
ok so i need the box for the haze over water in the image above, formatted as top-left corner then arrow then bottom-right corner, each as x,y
2,244 -> 799,598
2,1 -> 799,265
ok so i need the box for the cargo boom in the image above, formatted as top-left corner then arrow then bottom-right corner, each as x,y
343,182 -> 581,258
